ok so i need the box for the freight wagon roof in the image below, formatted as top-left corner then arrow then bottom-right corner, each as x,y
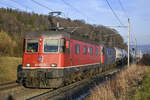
25,30 -> 100,45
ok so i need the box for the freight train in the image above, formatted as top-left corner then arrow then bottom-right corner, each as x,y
17,30 -> 127,88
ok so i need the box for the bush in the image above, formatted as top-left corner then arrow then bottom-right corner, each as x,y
0,31 -> 17,56
88,65 -> 148,100
138,54 -> 150,66
0,57 -> 22,83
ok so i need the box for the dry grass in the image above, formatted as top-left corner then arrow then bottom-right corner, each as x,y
0,31 -> 17,56
88,64 -> 148,100
0,57 -> 22,83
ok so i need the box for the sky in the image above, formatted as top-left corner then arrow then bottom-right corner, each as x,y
0,0 -> 150,45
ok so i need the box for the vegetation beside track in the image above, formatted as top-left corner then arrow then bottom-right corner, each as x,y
131,67 -> 150,100
138,54 -> 150,66
86,64 -> 148,100
0,57 -> 22,83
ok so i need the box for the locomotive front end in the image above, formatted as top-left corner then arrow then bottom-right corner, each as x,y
23,37 -> 65,69
18,32 -> 67,88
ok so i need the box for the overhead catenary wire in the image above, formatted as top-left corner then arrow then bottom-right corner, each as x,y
118,0 -> 129,18
61,0 -> 95,22
30,0 -> 68,18
130,31 -> 134,45
61,0 -> 85,17
104,0 -> 124,26
116,0 -> 137,55
30,0 -> 54,12
31,0 -> 68,19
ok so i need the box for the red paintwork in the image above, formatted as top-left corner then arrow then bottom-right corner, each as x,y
101,55 -> 104,64
22,36 -> 104,68
64,38 -> 101,67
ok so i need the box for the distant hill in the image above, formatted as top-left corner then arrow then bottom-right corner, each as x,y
131,45 -> 150,54
137,45 -> 150,54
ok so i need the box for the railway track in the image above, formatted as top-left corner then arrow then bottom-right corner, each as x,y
0,68 -> 120,100
27,78 -> 89,100
27,68 -> 119,100
0,81 -> 21,91
0,81 -> 24,100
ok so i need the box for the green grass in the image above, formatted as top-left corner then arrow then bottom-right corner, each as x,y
132,67 -> 150,100
0,57 -> 22,83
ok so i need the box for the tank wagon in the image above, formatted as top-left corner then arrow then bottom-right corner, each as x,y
17,31 -> 126,88
115,48 -> 128,65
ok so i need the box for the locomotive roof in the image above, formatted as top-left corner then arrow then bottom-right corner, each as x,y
25,31 -> 70,38
25,30 -> 100,45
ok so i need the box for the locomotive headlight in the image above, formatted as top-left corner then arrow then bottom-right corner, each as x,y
26,64 -> 30,67
50,63 -> 57,67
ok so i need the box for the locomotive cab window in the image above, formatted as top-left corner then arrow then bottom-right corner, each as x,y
25,39 -> 39,53
44,39 -> 59,53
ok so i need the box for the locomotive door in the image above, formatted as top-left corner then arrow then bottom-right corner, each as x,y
69,40 -> 73,66
66,39 -> 73,66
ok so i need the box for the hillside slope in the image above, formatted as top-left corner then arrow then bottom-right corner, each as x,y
0,57 -> 22,83
0,8 -> 127,56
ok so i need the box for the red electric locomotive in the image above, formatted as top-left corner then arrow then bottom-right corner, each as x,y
17,30 -> 111,88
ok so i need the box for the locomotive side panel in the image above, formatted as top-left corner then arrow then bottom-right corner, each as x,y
64,38 -> 101,68
64,38 -> 73,67
69,39 -> 100,67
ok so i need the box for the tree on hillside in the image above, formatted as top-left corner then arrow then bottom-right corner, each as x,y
0,31 -> 17,56
0,8 -> 127,56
